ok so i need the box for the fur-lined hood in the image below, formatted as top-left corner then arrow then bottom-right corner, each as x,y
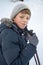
1,18 -> 13,27
0,18 -> 15,33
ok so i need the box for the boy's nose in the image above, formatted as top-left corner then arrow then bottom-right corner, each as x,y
23,19 -> 28,23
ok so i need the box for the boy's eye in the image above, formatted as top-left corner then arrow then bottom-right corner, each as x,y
27,17 -> 29,20
20,16 -> 24,18
19,16 -> 30,20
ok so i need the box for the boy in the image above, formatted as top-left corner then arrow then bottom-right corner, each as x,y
0,2 -> 39,65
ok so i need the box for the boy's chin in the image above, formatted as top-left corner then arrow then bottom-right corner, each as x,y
20,27 -> 26,30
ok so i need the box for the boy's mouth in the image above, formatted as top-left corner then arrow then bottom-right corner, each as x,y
22,24 -> 26,27
23,23 -> 27,26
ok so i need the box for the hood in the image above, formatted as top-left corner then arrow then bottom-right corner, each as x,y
0,18 -> 13,33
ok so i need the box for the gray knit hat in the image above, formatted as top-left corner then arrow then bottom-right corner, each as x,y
10,2 -> 31,19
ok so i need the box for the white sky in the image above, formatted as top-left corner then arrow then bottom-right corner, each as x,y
0,0 -> 43,65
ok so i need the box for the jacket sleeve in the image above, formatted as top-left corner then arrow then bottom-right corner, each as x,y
2,29 -> 36,65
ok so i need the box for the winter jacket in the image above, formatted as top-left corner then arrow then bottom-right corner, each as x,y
0,18 -> 36,65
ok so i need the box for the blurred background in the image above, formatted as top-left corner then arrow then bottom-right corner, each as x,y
0,0 -> 43,65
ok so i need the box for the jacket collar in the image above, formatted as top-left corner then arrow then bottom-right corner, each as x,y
12,22 -> 24,35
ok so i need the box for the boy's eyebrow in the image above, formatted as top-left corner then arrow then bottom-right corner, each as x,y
19,14 -> 30,19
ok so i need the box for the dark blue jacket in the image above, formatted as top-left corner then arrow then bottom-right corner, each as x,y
0,19 -> 36,65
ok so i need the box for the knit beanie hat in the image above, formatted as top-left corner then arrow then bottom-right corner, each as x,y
10,2 -> 31,19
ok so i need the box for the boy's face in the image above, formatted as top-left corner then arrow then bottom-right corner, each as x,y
13,12 -> 30,29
